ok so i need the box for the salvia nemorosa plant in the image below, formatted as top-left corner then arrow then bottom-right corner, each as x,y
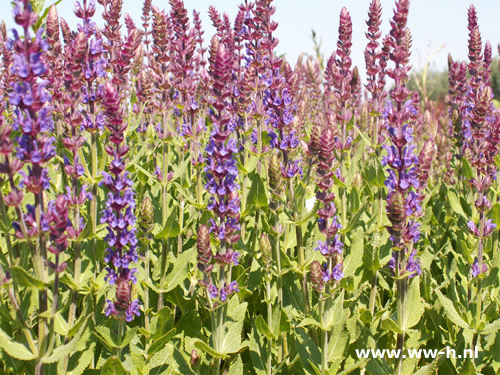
196,44 -> 241,375
1,0 -> 500,374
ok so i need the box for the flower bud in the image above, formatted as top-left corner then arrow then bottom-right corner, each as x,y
268,153 -> 282,192
197,225 -> 212,265
138,196 -> 154,234
386,191 -> 406,227
190,349 -> 199,367
352,171 -> 363,189
310,260 -> 324,292
259,233 -> 272,262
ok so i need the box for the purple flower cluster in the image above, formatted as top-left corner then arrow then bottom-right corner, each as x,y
382,0 -> 430,279
100,82 -> 140,322
196,44 -> 241,306
8,0 -> 55,232
310,126 -> 345,292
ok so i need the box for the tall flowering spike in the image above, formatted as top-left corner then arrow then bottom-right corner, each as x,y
9,0 -> 56,235
199,43 -> 241,306
310,125 -> 344,290
383,0 -> 424,275
100,81 -> 141,322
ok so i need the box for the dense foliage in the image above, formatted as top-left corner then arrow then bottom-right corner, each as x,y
0,0 -> 500,374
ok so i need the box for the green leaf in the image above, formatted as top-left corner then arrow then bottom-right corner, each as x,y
447,189 -> 466,218
458,358 -> 477,375
9,266 -> 47,289
66,342 -> 95,375
481,318 -> 500,335
324,291 -> 344,330
0,327 -> 36,360
155,206 -> 181,239
381,315 -> 402,333
255,315 -> 277,341
246,174 -> 269,209
488,203 -> 500,227
147,328 -> 176,357
101,357 -> 127,375
77,216 -> 94,241
169,157 -> 191,184
343,228 -> 364,277
402,277 -> 423,330
162,248 -> 196,293
435,289 -> 470,329
295,327 -> 322,375
222,296 -> 248,354
120,327 -> 138,348
249,321 -> 267,375
42,315 -> 91,363
340,206 -> 365,235
193,340 -> 228,359
297,316 -> 323,330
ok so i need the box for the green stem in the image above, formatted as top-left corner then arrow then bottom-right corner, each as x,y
266,272 -> 272,375
144,242 -> 151,352
394,249 -> 407,375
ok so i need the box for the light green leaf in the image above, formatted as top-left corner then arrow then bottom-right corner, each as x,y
147,328 -> 176,357
435,289 -> 470,329
42,315 -> 91,363
0,327 -> 36,360
155,207 -> 181,239
340,207 -> 365,235
10,266 -> 47,289
193,340 -> 228,359
402,277 -> 423,330
66,342 -> 95,375
101,357 -> 127,375
481,318 -> 500,335
381,315 -> 402,333
162,248 -> 196,293
343,229 -> 364,277
448,189 -> 466,218
246,174 -> 269,209
222,296 -> 248,354
458,358 -> 477,375
324,291 -> 344,330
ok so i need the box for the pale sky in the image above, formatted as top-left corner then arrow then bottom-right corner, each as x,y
3,0 -> 500,79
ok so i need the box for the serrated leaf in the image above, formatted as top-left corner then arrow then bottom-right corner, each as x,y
155,207 -> 181,239
402,277 -> 423,330
255,315 -> 277,341
435,289 -> 470,329
481,318 -> 500,335
297,316 -> 323,330
0,327 -> 36,360
101,357 -> 127,375
458,358 -> 477,375
10,265 -> 47,289
42,315 -> 91,363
